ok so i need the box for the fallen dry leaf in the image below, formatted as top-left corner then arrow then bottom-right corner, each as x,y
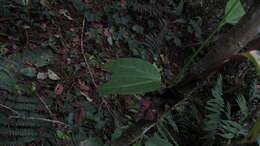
37,72 -> 48,80
80,91 -> 93,102
55,84 -> 64,95
48,69 -> 61,80
40,0 -> 50,8
78,80 -> 90,91
74,107 -> 85,123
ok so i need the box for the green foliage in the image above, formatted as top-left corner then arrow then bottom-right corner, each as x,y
202,76 -> 259,145
98,58 -> 161,95
9,48 -> 53,68
145,135 -> 172,146
0,95 -> 54,145
204,75 -> 225,144
0,44 -> 8,56
0,48 -> 53,93
243,50 -> 260,77
236,95 -> 249,122
249,79 -> 260,101
56,130 -> 71,140
80,137 -> 104,146
112,126 -> 129,140
0,48 -> 54,145
19,67 -> 37,78
224,0 -> 245,25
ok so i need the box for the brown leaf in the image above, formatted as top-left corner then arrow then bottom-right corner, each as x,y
139,99 -> 152,111
71,103 -> 82,108
121,0 -> 127,9
80,91 -> 93,102
78,80 -> 90,91
135,99 -> 152,121
146,108 -> 157,121
55,84 -> 64,95
40,0 -> 50,8
74,107 -> 85,123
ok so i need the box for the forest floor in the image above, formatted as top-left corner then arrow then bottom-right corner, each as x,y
0,0 -> 259,146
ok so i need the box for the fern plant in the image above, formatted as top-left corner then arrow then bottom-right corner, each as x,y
0,48 -> 57,145
0,94 -> 55,146
203,75 -> 259,145
143,76 -> 259,146
203,75 -> 225,144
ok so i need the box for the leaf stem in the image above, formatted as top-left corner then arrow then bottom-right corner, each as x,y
172,0 -> 240,85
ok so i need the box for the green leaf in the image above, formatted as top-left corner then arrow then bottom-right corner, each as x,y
0,70 -> 17,92
132,143 -> 142,146
0,62 -> 19,92
243,50 -> 260,77
145,135 -> 173,146
98,58 -> 161,95
9,48 -> 53,67
80,137 -> 104,146
20,67 -> 37,78
132,25 -> 144,33
56,130 -> 71,140
111,126 -> 128,140
225,0 -> 245,25
0,48 -> 53,93
239,117 -> 260,144
248,117 -> 260,142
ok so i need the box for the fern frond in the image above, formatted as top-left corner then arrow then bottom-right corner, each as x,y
13,102 -> 46,112
218,120 -> 243,139
143,33 -> 163,57
0,137 -> 35,146
156,123 -> 168,140
236,95 -> 249,122
249,79 -> 260,101
204,75 -> 224,144
133,3 -> 162,17
0,128 -> 38,137
157,122 -> 180,146
132,1 -> 173,17
0,94 -> 54,145
165,114 -> 179,132
142,21 -> 167,58
1,95 -> 40,104
225,102 -> 232,120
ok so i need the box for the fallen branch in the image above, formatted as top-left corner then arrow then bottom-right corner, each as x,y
9,116 -> 69,127
0,103 -> 19,115
80,18 -> 97,87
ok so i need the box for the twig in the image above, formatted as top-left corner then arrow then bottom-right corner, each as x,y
37,94 -> 54,117
180,37 -> 218,48
9,116 -> 69,127
0,103 -> 19,115
80,18 -> 97,87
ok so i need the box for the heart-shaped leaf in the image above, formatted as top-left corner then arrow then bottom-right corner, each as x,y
98,58 -> 161,95
225,0 -> 245,25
